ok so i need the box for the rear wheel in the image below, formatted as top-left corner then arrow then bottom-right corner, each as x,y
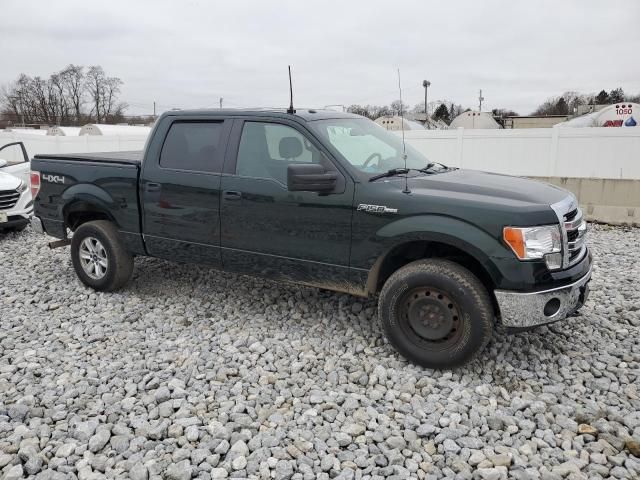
71,220 -> 133,291
379,259 -> 494,369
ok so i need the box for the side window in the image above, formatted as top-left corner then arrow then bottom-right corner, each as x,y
160,121 -> 223,172
236,122 -> 322,184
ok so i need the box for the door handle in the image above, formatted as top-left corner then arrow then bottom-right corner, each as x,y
146,182 -> 161,192
223,190 -> 242,201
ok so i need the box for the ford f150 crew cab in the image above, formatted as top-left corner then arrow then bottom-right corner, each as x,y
30,109 -> 592,368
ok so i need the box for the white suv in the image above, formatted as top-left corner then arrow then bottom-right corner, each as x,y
0,141 -> 32,233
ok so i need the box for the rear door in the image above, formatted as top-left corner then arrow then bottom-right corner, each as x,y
219,118 -> 356,290
141,116 -> 231,266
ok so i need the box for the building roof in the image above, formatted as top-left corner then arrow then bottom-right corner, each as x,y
450,111 -> 501,129
504,115 -> 569,119
554,102 -> 639,128
374,115 -> 425,130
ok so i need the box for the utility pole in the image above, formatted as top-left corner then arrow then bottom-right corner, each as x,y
422,80 -> 431,118
478,89 -> 484,112
219,97 -> 223,109
153,101 -> 156,118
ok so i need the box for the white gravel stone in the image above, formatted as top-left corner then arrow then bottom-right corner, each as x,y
0,225 -> 638,479
129,463 -> 148,480
3,464 -> 24,480
210,467 -> 228,479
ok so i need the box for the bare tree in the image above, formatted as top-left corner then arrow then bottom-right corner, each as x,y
61,64 -> 85,125
1,64 -> 127,126
101,76 -> 125,122
85,66 -> 107,123
390,100 -> 410,116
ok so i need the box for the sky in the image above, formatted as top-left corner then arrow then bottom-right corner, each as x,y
2,0 -> 639,116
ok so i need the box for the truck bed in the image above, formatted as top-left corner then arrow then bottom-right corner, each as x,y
31,151 -> 143,251
33,150 -> 143,165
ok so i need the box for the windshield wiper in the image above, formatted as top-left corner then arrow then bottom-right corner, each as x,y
419,162 -> 449,172
368,162 -> 452,182
369,168 -> 412,182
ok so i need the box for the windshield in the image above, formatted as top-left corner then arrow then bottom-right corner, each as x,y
309,118 -> 437,175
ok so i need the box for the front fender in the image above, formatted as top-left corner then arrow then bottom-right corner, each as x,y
352,214 -> 509,294
376,214 -> 507,258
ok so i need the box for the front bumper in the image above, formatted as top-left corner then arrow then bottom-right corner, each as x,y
495,265 -> 592,329
0,215 -> 30,228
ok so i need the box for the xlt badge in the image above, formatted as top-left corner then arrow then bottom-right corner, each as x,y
357,204 -> 398,214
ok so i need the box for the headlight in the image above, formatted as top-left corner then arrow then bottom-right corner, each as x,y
17,179 -> 28,193
503,225 -> 562,269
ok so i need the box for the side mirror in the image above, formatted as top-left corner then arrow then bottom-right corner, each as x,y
0,159 -> 7,168
287,163 -> 337,193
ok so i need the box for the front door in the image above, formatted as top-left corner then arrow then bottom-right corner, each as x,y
220,119 -> 355,290
141,118 -> 231,266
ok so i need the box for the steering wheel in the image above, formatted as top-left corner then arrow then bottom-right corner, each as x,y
362,152 -> 382,169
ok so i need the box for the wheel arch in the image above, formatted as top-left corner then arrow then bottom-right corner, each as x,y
61,184 -> 119,232
365,233 -> 502,314
64,200 -> 117,232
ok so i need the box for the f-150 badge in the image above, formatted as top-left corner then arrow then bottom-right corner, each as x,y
357,204 -> 398,214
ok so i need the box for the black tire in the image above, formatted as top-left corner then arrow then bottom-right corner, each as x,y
378,259 -> 494,369
71,220 -> 134,291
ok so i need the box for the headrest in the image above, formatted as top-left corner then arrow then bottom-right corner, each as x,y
279,136 -> 303,159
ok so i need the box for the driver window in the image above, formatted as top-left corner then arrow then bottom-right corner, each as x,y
236,122 -> 323,184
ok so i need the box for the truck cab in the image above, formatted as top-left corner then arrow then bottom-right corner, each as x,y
30,109 -> 592,368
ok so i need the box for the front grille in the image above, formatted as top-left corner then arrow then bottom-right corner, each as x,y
564,208 -> 578,222
0,189 -> 20,210
564,207 -> 587,266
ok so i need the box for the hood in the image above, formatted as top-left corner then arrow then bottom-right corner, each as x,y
0,171 -> 22,191
406,169 -> 570,207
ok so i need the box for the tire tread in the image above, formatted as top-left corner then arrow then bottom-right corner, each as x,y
71,220 -> 133,291
379,259 -> 494,368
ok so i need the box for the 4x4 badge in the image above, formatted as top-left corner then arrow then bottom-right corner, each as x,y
357,204 -> 398,214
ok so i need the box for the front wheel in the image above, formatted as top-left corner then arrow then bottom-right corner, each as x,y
71,220 -> 134,291
379,259 -> 494,369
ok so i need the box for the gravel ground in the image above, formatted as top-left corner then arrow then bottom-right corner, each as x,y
1,224 -> 639,480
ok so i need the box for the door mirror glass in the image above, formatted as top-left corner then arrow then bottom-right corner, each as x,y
287,163 -> 337,193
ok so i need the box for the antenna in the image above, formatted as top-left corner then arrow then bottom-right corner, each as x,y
287,65 -> 296,114
397,68 -> 410,194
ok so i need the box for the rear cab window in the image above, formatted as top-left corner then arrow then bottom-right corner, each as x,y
160,121 -> 224,173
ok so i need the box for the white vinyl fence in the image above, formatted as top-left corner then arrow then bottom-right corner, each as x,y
401,127 -> 640,180
1,127 -> 639,225
0,131 -> 148,164
4,127 -> 638,180
401,127 -> 640,225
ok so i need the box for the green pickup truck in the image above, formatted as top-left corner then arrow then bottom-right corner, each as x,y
30,109 -> 591,368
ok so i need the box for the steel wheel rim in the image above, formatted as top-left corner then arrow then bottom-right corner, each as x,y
79,236 -> 108,280
400,287 -> 462,346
